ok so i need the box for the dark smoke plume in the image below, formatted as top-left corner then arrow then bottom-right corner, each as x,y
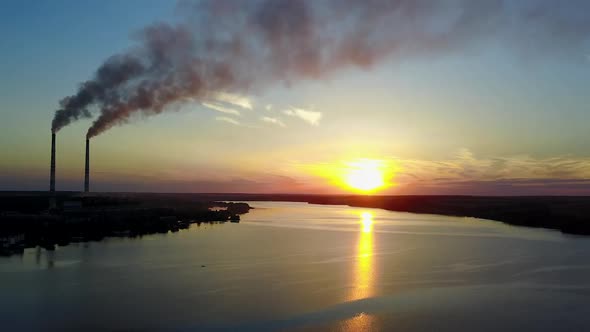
49,0 -> 590,138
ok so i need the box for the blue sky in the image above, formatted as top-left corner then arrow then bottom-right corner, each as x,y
1,0 -> 589,194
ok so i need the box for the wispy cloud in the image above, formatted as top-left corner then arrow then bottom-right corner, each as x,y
202,102 -> 241,116
396,149 -> 590,183
284,107 -> 322,126
212,92 -> 253,110
215,116 -> 241,126
265,104 -> 273,111
261,116 -> 286,127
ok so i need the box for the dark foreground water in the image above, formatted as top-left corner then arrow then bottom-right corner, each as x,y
2,202 -> 590,331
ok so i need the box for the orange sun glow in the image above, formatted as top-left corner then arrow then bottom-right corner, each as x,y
343,159 -> 387,193
304,158 -> 396,194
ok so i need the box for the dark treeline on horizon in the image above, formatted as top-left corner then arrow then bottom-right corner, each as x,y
2,191 -> 590,258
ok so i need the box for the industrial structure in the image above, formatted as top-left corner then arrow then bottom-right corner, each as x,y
84,138 -> 90,192
49,133 -> 56,192
49,133 -> 91,194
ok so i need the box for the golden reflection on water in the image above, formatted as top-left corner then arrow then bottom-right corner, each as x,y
343,211 -> 378,331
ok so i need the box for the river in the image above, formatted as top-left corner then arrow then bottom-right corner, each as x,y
1,201 -> 590,331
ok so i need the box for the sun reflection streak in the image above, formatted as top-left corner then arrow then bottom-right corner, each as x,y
361,212 -> 373,233
351,211 -> 374,300
343,211 -> 378,331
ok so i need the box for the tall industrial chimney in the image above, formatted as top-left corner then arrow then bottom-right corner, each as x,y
50,132 -> 56,192
84,138 -> 90,192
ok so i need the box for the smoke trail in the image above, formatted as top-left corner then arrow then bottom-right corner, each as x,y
49,0 -> 590,137
51,54 -> 145,133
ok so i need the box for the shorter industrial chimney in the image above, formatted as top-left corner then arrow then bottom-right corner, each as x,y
50,132 -> 56,192
84,138 -> 90,192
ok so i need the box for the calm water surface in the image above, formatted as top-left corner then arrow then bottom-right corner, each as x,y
2,202 -> 590,331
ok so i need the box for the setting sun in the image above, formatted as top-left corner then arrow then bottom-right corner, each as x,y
344,159 -> 387,193
304,158 -> 396,194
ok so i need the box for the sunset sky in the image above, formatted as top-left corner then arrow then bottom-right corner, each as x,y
1,0 -> 589,195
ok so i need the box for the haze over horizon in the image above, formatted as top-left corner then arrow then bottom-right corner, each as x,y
1,0 -> 590,195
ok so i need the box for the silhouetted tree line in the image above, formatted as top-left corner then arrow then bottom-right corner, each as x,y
0,193 -> 251,256
305,195 -> 590,235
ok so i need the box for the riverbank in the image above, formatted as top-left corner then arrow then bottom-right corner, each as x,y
2,192 -> 590,245
304,195 -> 590,235
104,193 -> 590,236
0,192 -> 251,255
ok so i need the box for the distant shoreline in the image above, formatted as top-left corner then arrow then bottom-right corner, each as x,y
1,192 -> 590,236
303,195 -> 590,236
221,193 -> 590,235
